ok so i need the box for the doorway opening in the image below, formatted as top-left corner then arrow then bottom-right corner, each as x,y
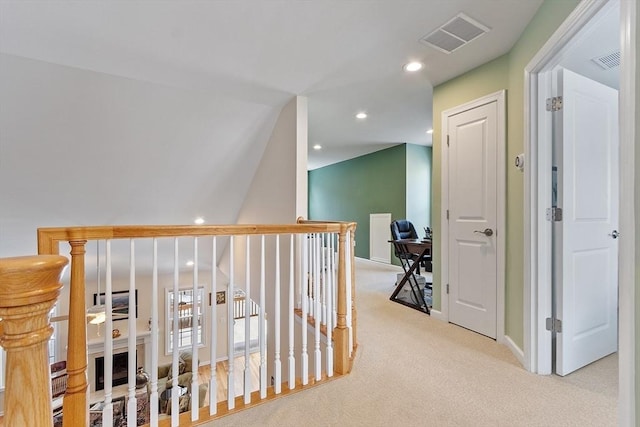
527,0 -> 620,375
524,0 -> 635,423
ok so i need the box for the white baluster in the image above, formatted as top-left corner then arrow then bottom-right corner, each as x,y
288,234 -> 296,390
301,234 -> 309,385
191,237 -> 200,422
314,233 -> 322,381
150,239 -> 159,426
259,235 -> 267,399
321,233 -> 327,326
243,235 -> 251,404
103,240 -> 114,426
227,237 -> 235,410
209,236 -> 217,415
346,230 -> 353,357
311,234 -> 316,317
274,235 -> 282,394
332,234 -> 338,328
325,234 -> 334,378
127,239 -> 137,426
171,238 -> 179,426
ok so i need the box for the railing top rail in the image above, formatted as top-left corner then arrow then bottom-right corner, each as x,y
296,217 -> 357,231
37,221 -> 352,255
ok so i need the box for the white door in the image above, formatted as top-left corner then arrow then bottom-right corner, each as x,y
554,68 -> 619,376
447,100 -> 499,339
370,213 -> 391,263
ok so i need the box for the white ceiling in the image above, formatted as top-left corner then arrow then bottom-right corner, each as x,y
1,0 -> 551,262
559,0 -> 620,90
0,0 -> 545,170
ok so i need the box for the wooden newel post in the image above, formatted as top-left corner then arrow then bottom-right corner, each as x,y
0,255 -> 68,427
333,225 -> 350,374
64,240 -> 89,427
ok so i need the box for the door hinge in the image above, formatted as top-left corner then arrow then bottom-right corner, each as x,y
546,207 -> 563,221
446,284 -> 449,294
446,209 -> 449,220
545,317 -> 562,333
546,96 -> 563,111
446,135 -> 450,146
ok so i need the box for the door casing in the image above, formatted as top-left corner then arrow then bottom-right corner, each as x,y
436,90 -> 506,345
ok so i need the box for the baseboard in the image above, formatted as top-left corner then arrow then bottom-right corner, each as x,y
429,309 -> 446,322
355,257 -> 402,271
504,334 -> 525,367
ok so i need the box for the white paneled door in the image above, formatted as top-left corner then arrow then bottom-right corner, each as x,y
554,68 -> 619,376
370,213 -> 391,264
446,98 -> 500,339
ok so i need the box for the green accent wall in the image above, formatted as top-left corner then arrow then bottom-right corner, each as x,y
432,0 -> 580,348
309,144 -> 431,263
309,145 -> 406,260
406,143 -> 432,237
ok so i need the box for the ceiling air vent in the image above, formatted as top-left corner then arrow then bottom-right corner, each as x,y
420,13 -> 491,54
591,50 -> 620,70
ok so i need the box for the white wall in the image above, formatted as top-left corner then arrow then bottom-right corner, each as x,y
219,95 -> 308,381
234,96 -> 308,225
0,53 -> 277,259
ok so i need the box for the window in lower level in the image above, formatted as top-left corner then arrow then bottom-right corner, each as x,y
166,287 -> 206,354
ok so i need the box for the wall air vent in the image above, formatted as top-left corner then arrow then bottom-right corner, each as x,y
420,13 -> 490,54
591,50 -> 620,70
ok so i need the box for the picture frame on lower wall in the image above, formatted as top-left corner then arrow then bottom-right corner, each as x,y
93,289 -> 138,321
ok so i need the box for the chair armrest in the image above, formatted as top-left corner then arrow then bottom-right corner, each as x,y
158,364 -> 171,379
176,372 -> 193,388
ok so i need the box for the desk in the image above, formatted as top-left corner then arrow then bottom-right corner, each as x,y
389,239 -> 431,314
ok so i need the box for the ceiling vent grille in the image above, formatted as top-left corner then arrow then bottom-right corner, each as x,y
420,13 -> 490,54
591,50 -> 620,70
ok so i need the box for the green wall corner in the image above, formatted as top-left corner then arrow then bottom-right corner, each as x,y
309,144 -> 432,263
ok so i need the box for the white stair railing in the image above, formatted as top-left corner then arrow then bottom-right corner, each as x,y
34,221 -> 356,427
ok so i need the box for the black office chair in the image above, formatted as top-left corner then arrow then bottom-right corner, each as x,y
390,220 -> 431,274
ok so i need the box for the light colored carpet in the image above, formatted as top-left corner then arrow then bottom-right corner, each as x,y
210,259 -> 617,426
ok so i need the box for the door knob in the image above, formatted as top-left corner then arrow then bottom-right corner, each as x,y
609,230 -> 619,239
474,228 -> 494,237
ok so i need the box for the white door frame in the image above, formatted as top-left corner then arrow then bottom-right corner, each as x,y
523,0 -> 635,423
437,90 -> 506,345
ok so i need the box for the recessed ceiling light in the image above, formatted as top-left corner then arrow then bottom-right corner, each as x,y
194,217 -> 205,225
186,260 -> 194,267
404,62 -> 423,72
356,112 -> 367,119
426,129 -> 434,134
313,144 -> 322,150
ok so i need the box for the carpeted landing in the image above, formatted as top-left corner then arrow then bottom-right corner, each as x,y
211,259 -> 617,427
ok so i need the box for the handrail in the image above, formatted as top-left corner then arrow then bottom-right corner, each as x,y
35,220 -> 357,426
38,223 -> 353,255
0,255 -> 68,427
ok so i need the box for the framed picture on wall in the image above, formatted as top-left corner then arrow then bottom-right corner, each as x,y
93,290 -> 138,321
